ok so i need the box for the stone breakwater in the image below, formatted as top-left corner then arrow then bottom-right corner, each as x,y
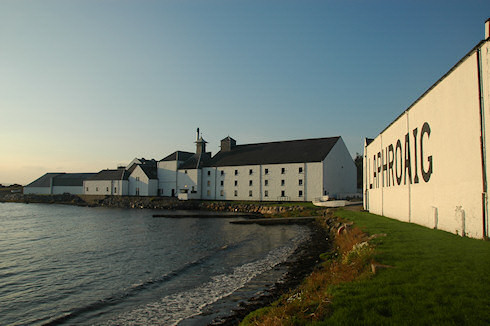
0,193 -> 324,217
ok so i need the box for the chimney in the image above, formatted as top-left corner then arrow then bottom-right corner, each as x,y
486,18 -> 490,39
220,136 -> 236,152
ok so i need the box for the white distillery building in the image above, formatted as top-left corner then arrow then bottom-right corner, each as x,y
363,19 -> 490,239
24,173 -> 96,195
165,133 -> 357,202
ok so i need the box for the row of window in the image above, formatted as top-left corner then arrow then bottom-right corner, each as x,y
206,167 -> 304,176
206,190 -> 304,197
86,187 -> 117,193
207,179 -> 303,187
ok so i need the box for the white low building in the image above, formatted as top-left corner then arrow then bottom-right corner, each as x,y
24,173 -> 96,195
84,169 -> 129,196
363,19 -> 490,239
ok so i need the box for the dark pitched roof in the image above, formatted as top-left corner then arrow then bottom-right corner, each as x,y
208,137 -> 340,167
178,152 -> 212,170
52,173 -> 97,186
161,151 -> 195,162
365,138 -> 374,146
139,165 -> 158,179
25,173 -> 65,188
87,169 -> 129,181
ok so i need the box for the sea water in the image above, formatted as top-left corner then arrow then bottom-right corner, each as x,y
0,202 -> 308,325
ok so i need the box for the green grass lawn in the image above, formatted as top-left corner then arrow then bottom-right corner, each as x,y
322,209 -> 490,325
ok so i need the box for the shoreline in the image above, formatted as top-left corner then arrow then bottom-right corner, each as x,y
208,219 -> 332,325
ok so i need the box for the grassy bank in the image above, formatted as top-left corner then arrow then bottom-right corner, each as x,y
241,209 -> 490,325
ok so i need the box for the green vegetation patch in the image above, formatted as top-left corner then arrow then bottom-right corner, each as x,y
325,210 -> 490,325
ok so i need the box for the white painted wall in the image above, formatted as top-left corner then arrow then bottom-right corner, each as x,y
84,180 -> 128,196
158,160 -> 179,197
323,138 -> 357,198
129,165 -> 157,196
24,187 -> 51,195
364,41 -> 489,238
52,186 -> 84,195
177,169 -> 201,199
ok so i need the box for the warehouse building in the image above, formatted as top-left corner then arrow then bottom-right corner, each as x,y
363,19 -> 490,239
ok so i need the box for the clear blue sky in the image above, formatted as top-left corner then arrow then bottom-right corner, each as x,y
1,0 -> 489,185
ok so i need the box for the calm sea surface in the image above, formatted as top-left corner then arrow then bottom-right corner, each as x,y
0,202 -> 308,325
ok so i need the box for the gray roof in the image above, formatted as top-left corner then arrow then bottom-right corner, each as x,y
179,152 -> 212,170
52,173 -> 97,186
208,137 -> 340,167
88,169 -> 130,181
139,165 -> 158,179
25,173 -> 65,188
161,151 -> 195,162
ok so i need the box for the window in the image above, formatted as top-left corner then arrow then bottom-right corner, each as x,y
234,180 -> 238,186
86,187 -> 88,191
114,187 -> 117,193
265,168 -> 269,175
220,170 -> 224,176
136,177 -> 140,181
207,190 -> 211,196
281,167 -> 285,174
106,187 -> 109,192
281,190 -> 285,197
249,190 -> 253,197
281,179 -> 285,186
299,190 -> 303,197
220,190 -> 224,196
299,179 -> 303,186
234,169 -> 238,175
234,190 -> 238,197
264,180 -> 268,186
249,180 -> 253,186
249,169 -> 253,175
207,171 -> 211,176
220,180 -> 224,186
185,170 -> 188,174
299,167 -> 303,173
264,190 -> 269,197
136,188 -> 140,196
96,187 -> 98,192
207,180 -> 211,186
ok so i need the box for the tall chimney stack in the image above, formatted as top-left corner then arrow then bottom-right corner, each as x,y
486,18 -> 490,40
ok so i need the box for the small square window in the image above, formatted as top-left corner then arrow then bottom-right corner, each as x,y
234,190 -> 238,197
299,179 -> 303,186
106,187 -> 109,192
264,180 -> 268,186
185,170 -> 188,174
299,167 -> 303,173
249,169 -> 253,175
96,187 -> 99,192
281,180 -> 285,186
207,171 -> 211,176
281,168 -> 285,174
299,190 -> 303,197
265,168 -> 269,175
234,180 -> 238,186
249,180 -> 253,186
264,190 -> 269,197
249,190 -> 253,197
220,190 -> 224,196
234,169 -> 238,175
207,180 -> 211,186
207,190 -> 211,196
220,180 -> 224,186
86,187 -> 88,191
281,190 -> 285,197
114,187 -> 117,193
220,170 -> 224,176
136,177 -> 140,181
